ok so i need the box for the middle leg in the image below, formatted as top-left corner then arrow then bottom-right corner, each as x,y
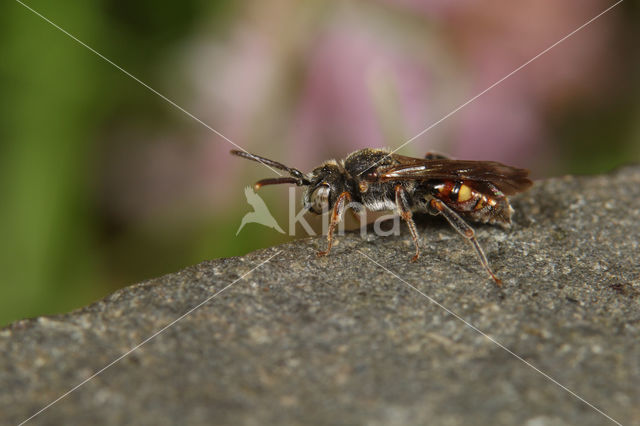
395,185 -> 421,262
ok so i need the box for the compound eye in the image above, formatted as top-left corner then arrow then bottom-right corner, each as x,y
310,185 -> 331,214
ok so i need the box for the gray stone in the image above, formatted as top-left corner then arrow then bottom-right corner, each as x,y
1,167 -> 639,426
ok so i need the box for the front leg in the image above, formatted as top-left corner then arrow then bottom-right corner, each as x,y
430,199 -> 503,286
317,192 -> 351,257
395,185 -> 421,262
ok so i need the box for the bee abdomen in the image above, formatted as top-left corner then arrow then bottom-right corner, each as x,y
433,180 -> 512,226
433,180 -> 476,204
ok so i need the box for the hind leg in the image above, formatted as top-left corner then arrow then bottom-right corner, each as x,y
429,199 -> 503,286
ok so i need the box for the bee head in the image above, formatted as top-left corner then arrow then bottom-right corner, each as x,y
230,150 -> 346,215
303,162 -> 346,215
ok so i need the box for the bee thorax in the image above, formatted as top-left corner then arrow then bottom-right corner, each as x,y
363,197 -> 397,212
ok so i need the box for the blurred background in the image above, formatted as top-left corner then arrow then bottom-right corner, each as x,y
0,0 -> 638,326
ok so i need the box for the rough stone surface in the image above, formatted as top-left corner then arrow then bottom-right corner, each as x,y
1,167 -> 639,426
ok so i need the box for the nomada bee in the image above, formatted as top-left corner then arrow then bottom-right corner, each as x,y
231,149 -> 532,286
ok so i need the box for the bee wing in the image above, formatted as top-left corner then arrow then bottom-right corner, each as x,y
372,156 -> 533,195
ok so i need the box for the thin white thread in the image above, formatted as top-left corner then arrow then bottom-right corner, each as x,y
360,0 -> 624,175
357,250 -> 622,426
13,0 -> 282,177
18,251 -> 281,426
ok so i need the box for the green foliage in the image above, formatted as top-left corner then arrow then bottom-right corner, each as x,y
0,0 -> 233,325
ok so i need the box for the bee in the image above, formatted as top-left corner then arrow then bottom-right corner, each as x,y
230,149 -> 532,286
